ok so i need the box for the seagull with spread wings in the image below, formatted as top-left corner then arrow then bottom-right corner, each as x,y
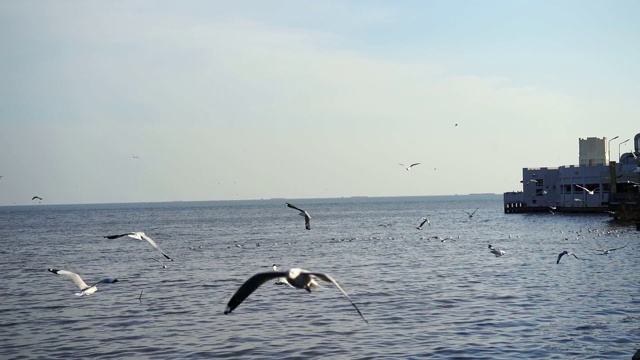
48,268 -> 118,296
224,267 -> 368,323
103,232 -> 173,261
286,203 -> 311,230
399,163 -> 420,171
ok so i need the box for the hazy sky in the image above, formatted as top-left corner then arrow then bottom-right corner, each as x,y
1,1 -> 639,205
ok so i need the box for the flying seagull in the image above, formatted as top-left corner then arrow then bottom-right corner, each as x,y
463,208 -> 479,218
595,243 -> 628,255
47,268 -> 118,296
556,250 -> 580,264
286,203 -> 311,230
416,217 -> 430,230
575,184 -> 598,195
103,232 -> 173,261
132,154 -> 141,159
399,163 -> 420,171
224,267 -> 368,323
32,196 -> 43,201
488,244 -> 505,257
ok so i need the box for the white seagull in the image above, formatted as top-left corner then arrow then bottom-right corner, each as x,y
575,184 -> 598,195
286,203 -> 311,230
399,163 -> 420,171
224,267 -> 368,323
48,268 -> 118,296
595,243 -> 628,255
488,244 -> 505,257
416,217 -> 430,230
103,232 -> 173,261
556,250 -> 580,264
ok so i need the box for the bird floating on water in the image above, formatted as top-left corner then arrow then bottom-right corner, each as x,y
48,268 -> 118,296
286,203 -> 311,230
556,250 -> 580,264
488,244 -> 505,257
224,267 -> 368,323
399,163 -> 420,171
103,232 -> 173,261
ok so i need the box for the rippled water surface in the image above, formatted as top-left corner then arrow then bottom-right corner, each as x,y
1,195 -> 639,359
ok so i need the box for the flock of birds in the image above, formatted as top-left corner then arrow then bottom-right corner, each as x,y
47,202 -> 373,323
44,178 -> 633,325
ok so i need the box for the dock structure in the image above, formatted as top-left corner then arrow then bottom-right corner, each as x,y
504,133 -> 640,221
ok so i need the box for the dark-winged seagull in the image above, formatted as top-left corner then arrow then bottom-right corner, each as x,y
103,232 -> 173,261
463,208 -> 479,218
286,203 -> 311,230
488,244 -> 505,257
32,196 -> 43,201
416,217 -> 430,230
224,267 -> 368,323
595,242 -> 628,255
399,163 -> 420,171
556,250 -> 580,264
48,268 -> 118,296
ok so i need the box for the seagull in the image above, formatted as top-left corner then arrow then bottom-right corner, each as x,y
575,184 -> 598,195
286,203 -> 311,230
32,196 -> 43,201
103,232 -> 173,261
132,154 -> 141,159
595,243 -> 628,255
556,250 -> 580,264
47,268 -> 118,296
399,163 -> 420,171
416,217 -> 430,230
548,206 -> 556,214
488,244 -> 505,257
224,267 -> 368,323
272,264 -> 292,286
463,208 -> 479,218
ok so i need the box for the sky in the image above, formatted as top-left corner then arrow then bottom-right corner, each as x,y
1,0 -> 639,205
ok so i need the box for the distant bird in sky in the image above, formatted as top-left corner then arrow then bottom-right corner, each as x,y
103,232 -> 173,261
286,203 -> 311,230
416,217 -> 430,230
488,244 -> 505,257
574,184 -> 598,195
455,123 -> 458,127
595,243 -> 628,255
132,154 -> 141,159
47,268 -> 118,296
399,163 -> 420,171
224,267 -> 368,323
462,208 -> 478,218
556,250 -> 580,264
32,196 -> 43,201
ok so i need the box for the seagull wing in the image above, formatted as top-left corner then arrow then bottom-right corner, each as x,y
286,203 -> 305,213
103,233 -> 134,239
32,196 -> 42,201
575,184 -> 588,191
409,163 -> 420,168
89,278 -> 118,287
138,233 -> 173,261
310,272 -> 368,323
609,243 -> 628,251
304,213 -> 311,230
556,252 -> 565,264
224,272 -> 287,314
470,208 -> 479,216
570,253 -> 580,260
418,218 -> 429,228
48,269 -> 89,290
